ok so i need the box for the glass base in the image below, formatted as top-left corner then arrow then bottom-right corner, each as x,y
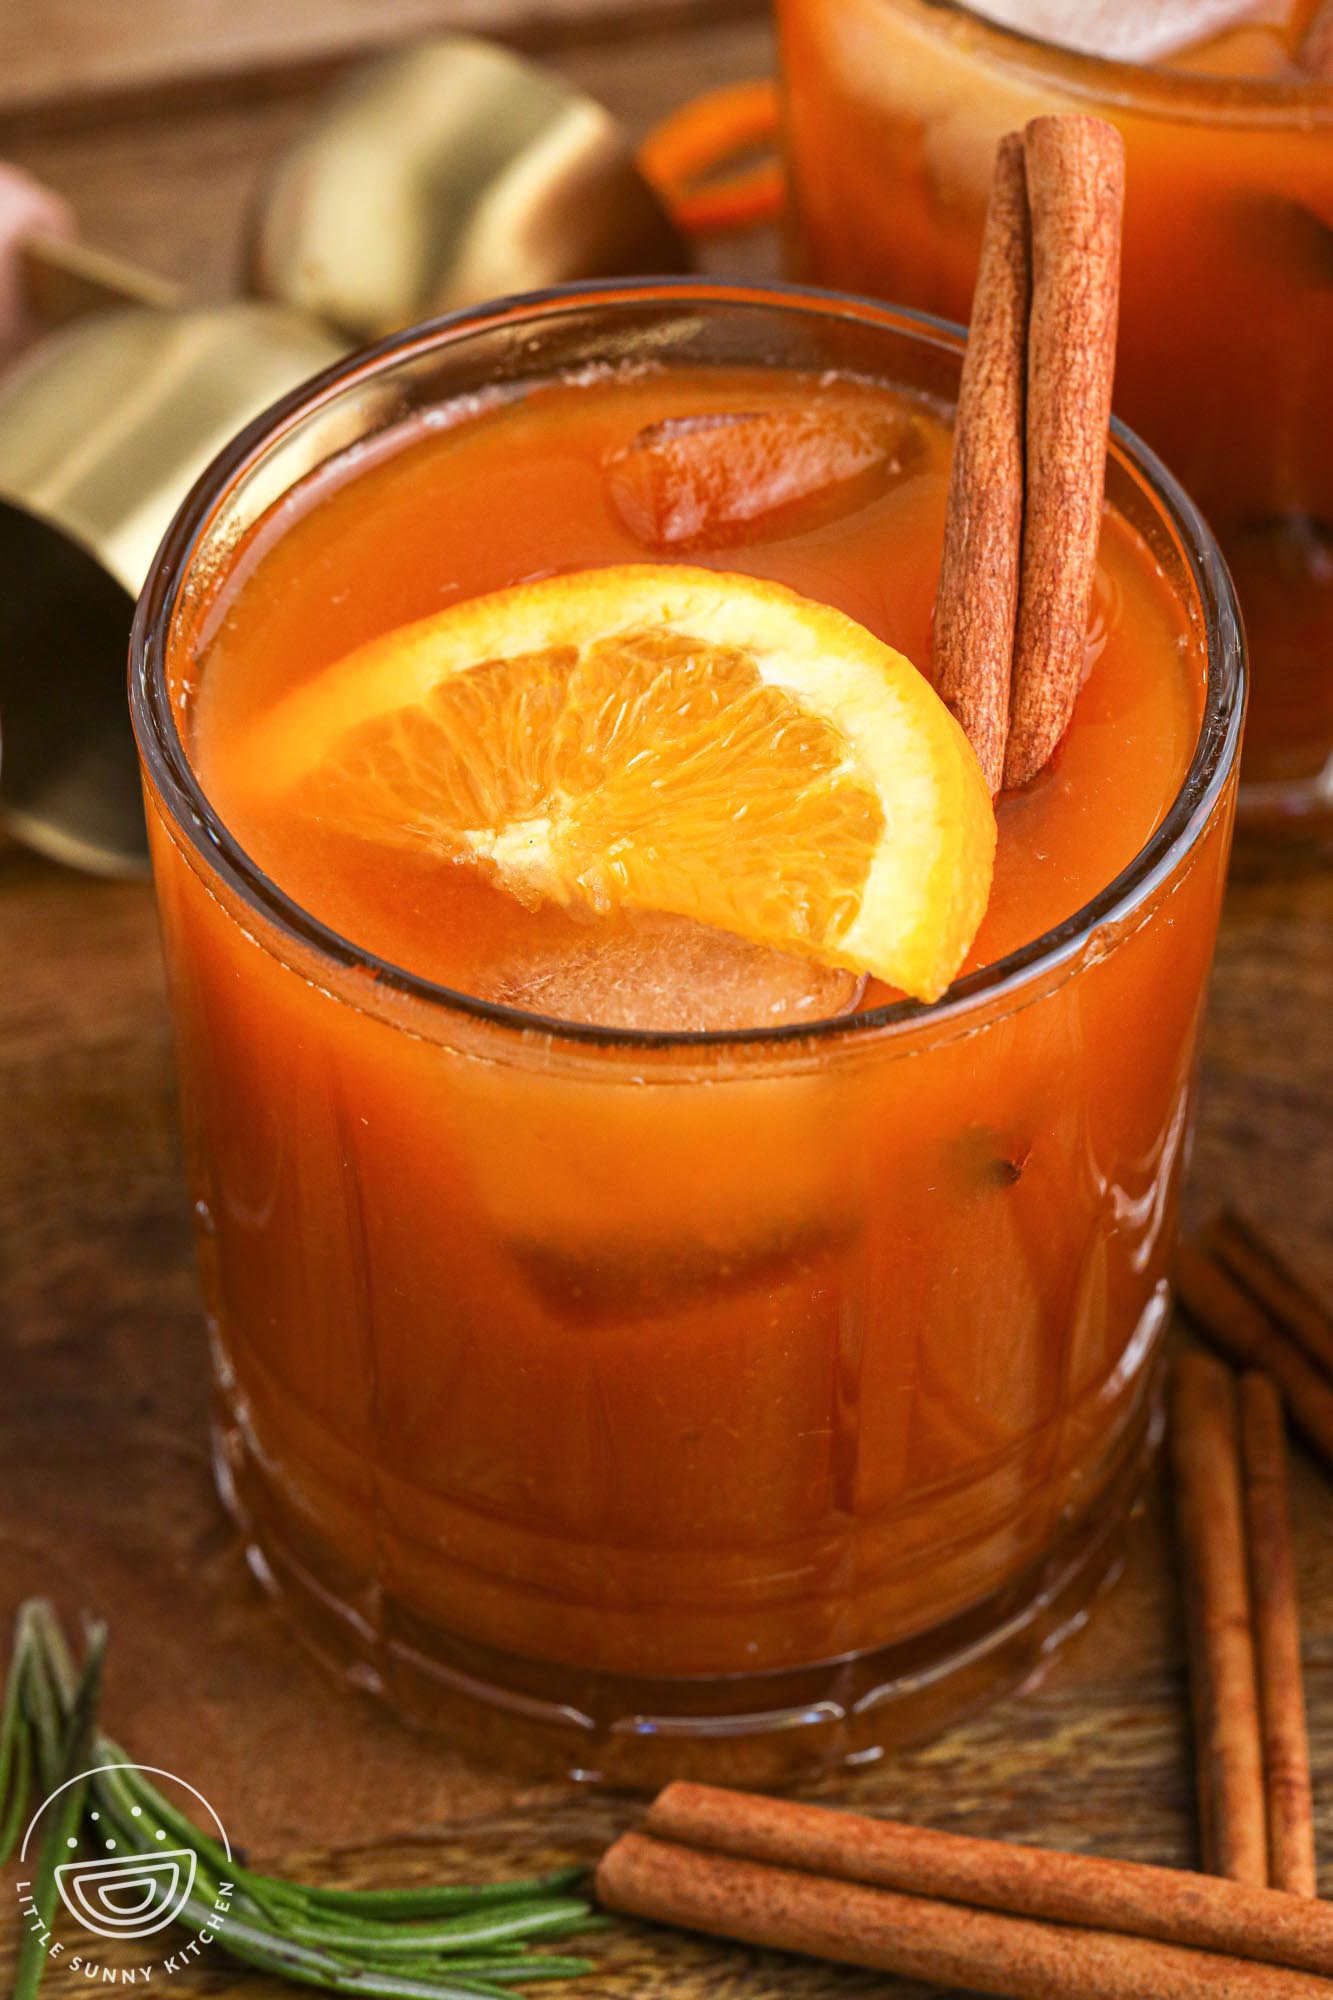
214,1386 -> 1160,1789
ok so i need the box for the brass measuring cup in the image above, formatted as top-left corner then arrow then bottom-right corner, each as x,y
247,33 -> 685,341
0,277 -> 344,872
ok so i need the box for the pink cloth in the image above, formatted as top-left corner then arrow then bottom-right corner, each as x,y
0,163 -> 77,348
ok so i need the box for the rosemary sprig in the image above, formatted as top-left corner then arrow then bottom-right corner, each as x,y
0,1602 -> 39,1857
2,1602 -> 600,2000
12,1620 -> 105,2000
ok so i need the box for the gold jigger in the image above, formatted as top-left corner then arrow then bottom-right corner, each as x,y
0,269 -> 343,873
247,34 -> 689,341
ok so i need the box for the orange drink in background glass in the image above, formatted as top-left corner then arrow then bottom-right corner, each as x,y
777,0 -> 1332,833
131,283 -> 1242,1785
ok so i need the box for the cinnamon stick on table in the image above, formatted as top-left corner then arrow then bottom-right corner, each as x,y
1171,1348 -> 1269,1887
1177,1238 -> 1333,1472
1240,1373 -> 1319,1898
596,1830 -> 1333,1999
933,131 -> 1030,794
1203,1210 -> 1333,1385
639,1783 -> 1333,1971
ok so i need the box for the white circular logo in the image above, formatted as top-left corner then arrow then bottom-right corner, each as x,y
55,1846 -> 198,1939
16,1765 -> 232,1977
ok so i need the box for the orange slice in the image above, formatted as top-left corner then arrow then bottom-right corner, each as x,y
243,565 -> 996,1002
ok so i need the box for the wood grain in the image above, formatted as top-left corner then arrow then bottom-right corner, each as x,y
0,0 -> 768,125
0,4 -> 1331,1996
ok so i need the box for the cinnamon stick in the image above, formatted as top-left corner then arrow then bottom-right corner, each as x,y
1203,1210 -> 1333,1385
642,1783 -> 1333,1972
1171,1348 -> 1269,1887
1003,115 -> 1124,788
596,1831 -> 1333,1999
934,131 -> 1030,795
1299,0 -> 1333,74
1240,1374 -> 1319,1898
1177,1239 -> 1333,1472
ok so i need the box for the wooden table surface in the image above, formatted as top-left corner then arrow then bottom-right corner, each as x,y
1,4 -> 1330,1995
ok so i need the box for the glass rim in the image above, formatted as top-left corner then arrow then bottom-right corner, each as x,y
130,275 -> 1245,1056
892,0 -> 1333,115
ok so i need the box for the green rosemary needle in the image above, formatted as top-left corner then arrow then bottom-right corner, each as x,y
0,1602 -> 38,1858
1,1602 -> 600,2000
12,1621 -> 105,2000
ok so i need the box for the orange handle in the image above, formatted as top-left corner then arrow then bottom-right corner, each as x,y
638,80 -> 784,235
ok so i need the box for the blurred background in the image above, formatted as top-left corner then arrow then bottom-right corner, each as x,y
1,7 -> 1329,1992
0,0 -> 775,295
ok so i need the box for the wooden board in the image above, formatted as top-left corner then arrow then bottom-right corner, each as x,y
1,4 -> 1331,1995
0,0 -> 767,123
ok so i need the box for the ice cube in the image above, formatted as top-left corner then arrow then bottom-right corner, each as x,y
510,1221 -> 846,1324
483,910 -> 865,1032
966,0 -> 1279,63
604,404 -> 922,552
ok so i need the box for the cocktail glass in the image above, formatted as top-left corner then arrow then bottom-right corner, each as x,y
778,0 -> 1329,835
131,281 -> 1243,1784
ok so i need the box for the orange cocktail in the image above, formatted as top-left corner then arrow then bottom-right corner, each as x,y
131,284 -> 1242,1784
778,0 -> 1331,832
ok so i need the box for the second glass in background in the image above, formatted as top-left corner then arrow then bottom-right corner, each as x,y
777,0 -> 1333,835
